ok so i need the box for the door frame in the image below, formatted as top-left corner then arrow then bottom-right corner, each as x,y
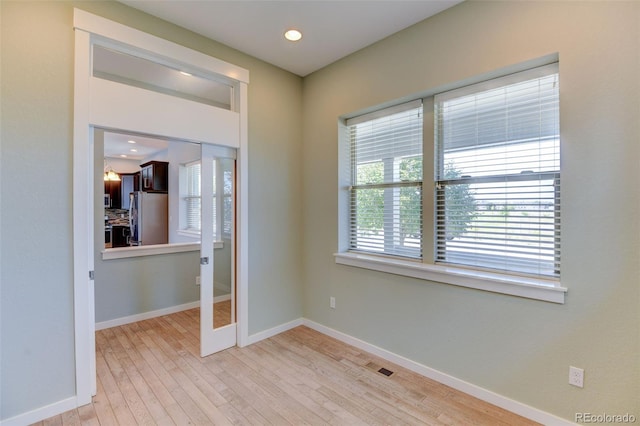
72,9 -> 249,406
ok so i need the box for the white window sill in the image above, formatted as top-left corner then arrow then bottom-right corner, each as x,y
176,230 -> 201,238
334,252 -> 566,304
177,229 -> 227,243
103,241 -> 223,260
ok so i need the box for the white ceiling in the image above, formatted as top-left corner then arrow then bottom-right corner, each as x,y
104,131 -> 169,161
120,0 -> 463,77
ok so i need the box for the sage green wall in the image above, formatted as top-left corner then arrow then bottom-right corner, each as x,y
301,1 -> 639,421
1,1 -> 76,418
0,0 -> 303,420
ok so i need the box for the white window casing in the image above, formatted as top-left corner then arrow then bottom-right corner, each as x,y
337,61 -> 566,303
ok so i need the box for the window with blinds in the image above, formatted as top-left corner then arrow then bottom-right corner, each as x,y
220,158 -> 234,237
183,158 -> 234,237
347,100 -> 423,258
184,161 -> 202,231
434,63 -> 560,277
183,160 -> 218,235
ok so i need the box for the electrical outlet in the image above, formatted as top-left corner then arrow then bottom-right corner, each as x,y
196,276 -> 201,286
569,366 -> 584,388
330,296 -> 336,309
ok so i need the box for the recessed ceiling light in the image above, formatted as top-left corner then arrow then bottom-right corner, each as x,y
180,71 -> 192,76
130,148 -> 138,152
120,154 -> 127,158
284,29 -> 302,42
127,140 -> 136,144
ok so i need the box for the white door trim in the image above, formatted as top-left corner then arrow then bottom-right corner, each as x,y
73,8 -> 249,407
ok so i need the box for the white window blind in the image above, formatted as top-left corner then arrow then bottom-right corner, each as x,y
218,158 -> 234,237
347,100 -> 423,258
184,161 -> 217,234
435,63 -> 560,277
185,161 -> 202,231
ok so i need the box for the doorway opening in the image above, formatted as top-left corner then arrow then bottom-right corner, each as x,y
73,9 -> 249,405
95,128 -> 238,356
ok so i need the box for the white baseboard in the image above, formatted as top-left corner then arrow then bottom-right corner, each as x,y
301,319 -> 574,426
244,318 -> 304,346
0,396 -> 76,426
95,301 -> 200,330
95,296 -> 233,331
214,294 -> 231,303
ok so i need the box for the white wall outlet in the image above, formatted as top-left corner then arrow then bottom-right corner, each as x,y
196,276 -> 201,286
569,366 -> 584,388
330,296 -> 336,309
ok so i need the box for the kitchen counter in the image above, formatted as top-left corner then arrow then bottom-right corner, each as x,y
105,208 -> 129,226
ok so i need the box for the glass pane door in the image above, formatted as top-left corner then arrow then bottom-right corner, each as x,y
200,143 -> 236,356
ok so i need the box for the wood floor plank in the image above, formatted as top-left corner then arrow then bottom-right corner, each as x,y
36,307 -> 539,426
272,327 -> 495,426
95,340 -> 139,425
119,323 -> 194,426
264,333 -> 421,425
41,415 -> 62,426
139,319 -> 234,425
108,326 -> 175,424
128,321 -> 212,425
100,329 -> 158,425
267,333 -> 404,403
226,348 -> 320,425
227,343 -> 336,425
212,349 -> 308,425
132,319 -> 224,425
60,405 -> 81,426
92,373 -> 119,426
251,340 -> 378,425
75,403 -> 100,426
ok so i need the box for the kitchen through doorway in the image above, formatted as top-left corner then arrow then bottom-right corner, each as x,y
95,129 -> 237,352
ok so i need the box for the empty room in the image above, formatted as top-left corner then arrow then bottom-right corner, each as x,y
1,1 -> 638,425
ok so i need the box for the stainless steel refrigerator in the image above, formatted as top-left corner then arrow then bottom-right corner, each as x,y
129,191 -> 168,246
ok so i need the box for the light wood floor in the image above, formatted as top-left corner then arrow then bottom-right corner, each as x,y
35,308 -> 538,425
214,299 -> 232,329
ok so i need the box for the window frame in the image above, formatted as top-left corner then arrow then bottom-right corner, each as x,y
183,160 -> 203,234
336,60 -> 566,304
179,157 -> 234,241
434,64 -> 561,278
346,100 -> 424,259
179,159 -> 223,240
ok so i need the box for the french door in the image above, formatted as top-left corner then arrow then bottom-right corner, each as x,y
200,143 -> 237,356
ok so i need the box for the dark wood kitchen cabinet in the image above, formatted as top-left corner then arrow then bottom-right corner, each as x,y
104,180 -> 121,209
111,225 -> 130,247
140,161 -> 168,193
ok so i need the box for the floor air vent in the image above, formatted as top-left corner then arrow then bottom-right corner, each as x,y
378,367 -> 393,377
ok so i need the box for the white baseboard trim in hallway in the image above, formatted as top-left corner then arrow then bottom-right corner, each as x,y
95,301 -> 200,330
95,295 -> 232,331
301,319 -> 574,426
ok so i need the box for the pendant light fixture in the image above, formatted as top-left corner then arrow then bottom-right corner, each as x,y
103,160 -> 121,181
